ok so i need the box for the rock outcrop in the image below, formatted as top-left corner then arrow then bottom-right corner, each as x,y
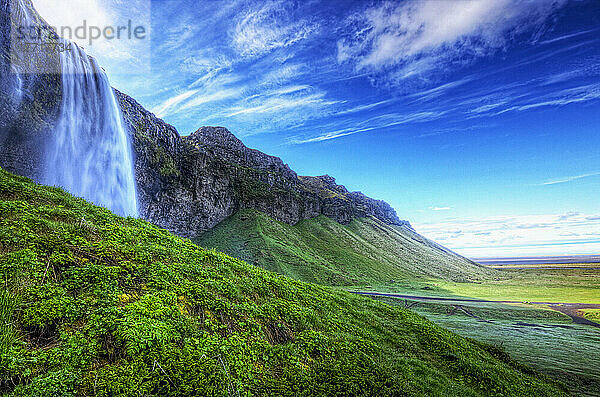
116,90 -> 410,237
0,0 -> 410,238
0,0 -> 62,182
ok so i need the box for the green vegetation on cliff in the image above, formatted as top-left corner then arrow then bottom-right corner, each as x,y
198,209 -> 493,286
0,168 -> 565,396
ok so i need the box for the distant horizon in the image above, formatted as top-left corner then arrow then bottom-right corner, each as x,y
472,254 -> 600,260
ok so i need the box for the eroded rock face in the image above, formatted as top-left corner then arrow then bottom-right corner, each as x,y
115,90 -> 411,237
0,0 -> 62,182
0,0 -> 411,238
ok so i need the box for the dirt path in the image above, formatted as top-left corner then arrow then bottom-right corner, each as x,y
351,291 -> 600,328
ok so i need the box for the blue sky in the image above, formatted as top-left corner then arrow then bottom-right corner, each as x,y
35,0 -> 600,257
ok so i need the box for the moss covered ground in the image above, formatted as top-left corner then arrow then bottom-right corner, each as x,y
198,209 -> 493,286
434,268 -> 600,304
378,297 -> 600,396
0,168 -> 568,396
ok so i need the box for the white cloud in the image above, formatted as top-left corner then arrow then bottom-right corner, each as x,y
158,20 -> 196,52
408,78 -> 473,102
181,52 -> 233,76
226,92 -> 339,117
336,99 -> 396,115
430,207 -> 452,211
414,212 -> 600,257
179,88 -> 244,112
290,110 -> 446,144
269,85 -> 311,96
470,102 -> 508,114
260,64 -> 305,86
490,83 -> 600,115
536,28 -> 598,45
337,0 -> 568,82
152,70 -> 247,118
230,0 -> 317,58
538,172 -> 600,186
153,89 -> 198,117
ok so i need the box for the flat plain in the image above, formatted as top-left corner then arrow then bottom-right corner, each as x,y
354,263 -> 600,396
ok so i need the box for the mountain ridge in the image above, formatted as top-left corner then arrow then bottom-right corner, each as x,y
198,209 -> 490,284
1,0 -> 480,284
116,89 -> 413,237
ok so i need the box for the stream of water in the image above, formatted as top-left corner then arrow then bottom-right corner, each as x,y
13,0 -> 139,217
44,44 -> 138,217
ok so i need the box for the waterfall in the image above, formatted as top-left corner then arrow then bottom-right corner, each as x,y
10,0 -> 139,217
11,64 -> 22,102
44,44 -> 139,217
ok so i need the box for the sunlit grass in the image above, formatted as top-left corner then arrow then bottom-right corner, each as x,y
581,309 -> 600,323
377,296 -> 600,396
0,167 -> 567,396
0,289 -> 21,357
434,268 -> 600,304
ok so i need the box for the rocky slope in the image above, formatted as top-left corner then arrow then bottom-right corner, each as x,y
0,0 -> 62,182
0,0 -> 426,243
114,90 -> 412,237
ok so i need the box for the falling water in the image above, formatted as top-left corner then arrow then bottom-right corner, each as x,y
44,45 -> 139,217
9,0 -> 138,217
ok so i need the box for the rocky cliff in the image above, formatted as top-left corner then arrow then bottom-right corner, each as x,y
0,0 -> 410,238
116,90 -> 410,237
0,0 -> 62,181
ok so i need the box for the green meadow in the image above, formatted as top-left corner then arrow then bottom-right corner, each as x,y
0,168 -> 567,396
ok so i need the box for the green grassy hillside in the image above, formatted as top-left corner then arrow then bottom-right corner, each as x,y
198,209 -> 493,286
0,168 -> 566,396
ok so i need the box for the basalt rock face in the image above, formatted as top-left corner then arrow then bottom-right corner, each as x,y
299,175 -> 411,228
115,90 -> 409,237
184,127 -> 410,231
0,0 -> 62,182
0,0 -> 409,238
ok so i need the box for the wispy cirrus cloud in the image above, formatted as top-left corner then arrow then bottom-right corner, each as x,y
153,89 -> 199,118
179,88 -> 244,112
337,0 -> 569,84
152,70 -> 247,118
481,83 -> 600,116
226,92 -> 339,117
454,76 -> 600,120
536,28 -> 599,45
289,110 -> 446,144
537,171 -> 600,186
230,0 -> 317,59
470,102 -> 508,114
258,63 -> 306,87
336,99 -> 397,115
408,78 -> 473,102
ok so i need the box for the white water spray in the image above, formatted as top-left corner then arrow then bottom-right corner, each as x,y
11,0 -> 138,217
44,45 -> 138,217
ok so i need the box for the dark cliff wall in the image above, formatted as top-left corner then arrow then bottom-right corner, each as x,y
116,90 -> 410,238
0,0 -> 62,181
0,0 -> 410,239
